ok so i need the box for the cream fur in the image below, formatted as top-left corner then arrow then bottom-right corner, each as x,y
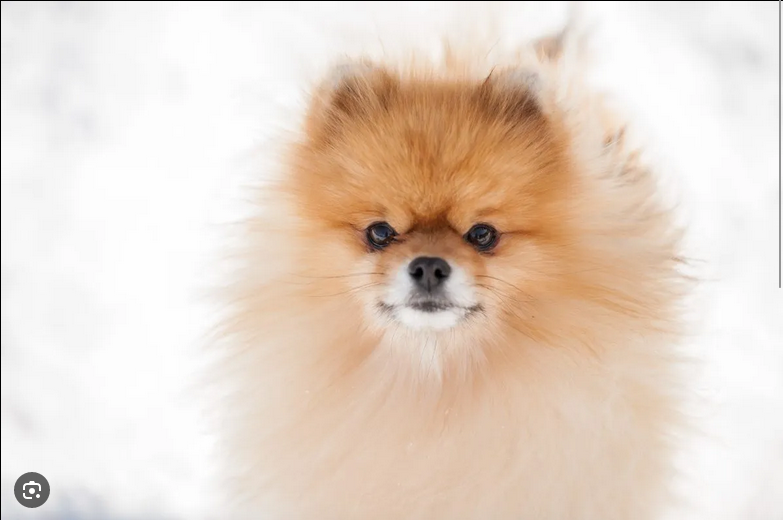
214,32 -> 689,520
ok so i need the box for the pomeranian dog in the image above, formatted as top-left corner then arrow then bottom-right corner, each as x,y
216,29 -> 688,520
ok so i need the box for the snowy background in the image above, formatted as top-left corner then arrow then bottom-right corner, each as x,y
1,2 -> 781,519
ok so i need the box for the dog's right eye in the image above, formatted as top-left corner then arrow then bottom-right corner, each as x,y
366,222 -> 397,250
465,223 -> 499,252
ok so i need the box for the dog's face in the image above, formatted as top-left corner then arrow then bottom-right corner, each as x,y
285,65 -> 591,340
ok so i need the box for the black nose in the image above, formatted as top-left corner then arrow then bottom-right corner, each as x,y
408,257 -> 451,292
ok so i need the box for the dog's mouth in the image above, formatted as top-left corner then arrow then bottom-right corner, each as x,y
378,300 -> 483,315
408,300 -> 454,313
376,298 -> 483,330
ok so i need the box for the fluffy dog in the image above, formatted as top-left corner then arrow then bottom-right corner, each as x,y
216,33 -> 688,519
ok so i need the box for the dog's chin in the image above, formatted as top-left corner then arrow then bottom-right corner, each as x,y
378,302 -> 481,331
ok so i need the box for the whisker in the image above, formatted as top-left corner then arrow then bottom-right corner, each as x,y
474,284 -> 538,327
475,283 -> 534,306
475,284 -> 507,304
309,282 -> 383,298
475,274 -> 525,294
293,272 -> 385,280
504,319 -> 538,342
284,272 -> 386,287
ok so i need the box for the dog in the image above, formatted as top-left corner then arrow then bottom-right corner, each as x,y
215,31 -> 688,519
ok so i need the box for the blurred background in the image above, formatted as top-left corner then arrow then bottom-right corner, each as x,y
1,2 -> 780,519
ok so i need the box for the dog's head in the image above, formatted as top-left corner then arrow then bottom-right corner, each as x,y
269,60 -> 682,372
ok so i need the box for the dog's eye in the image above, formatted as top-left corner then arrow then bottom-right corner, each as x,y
366,222 -> 397,249
465,224 -> 499,251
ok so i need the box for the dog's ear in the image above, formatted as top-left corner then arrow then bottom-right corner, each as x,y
534,3 -> 594,67
327,62 -> 398,116
475,67 -> 543,126
307,61 -> 399,143
473,24 -> 573,126
533,30 -> 566,63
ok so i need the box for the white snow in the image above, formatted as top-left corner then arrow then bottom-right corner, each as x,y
1,2 -> 780,519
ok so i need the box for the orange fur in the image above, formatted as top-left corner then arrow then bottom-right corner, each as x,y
216,39 -> 688,519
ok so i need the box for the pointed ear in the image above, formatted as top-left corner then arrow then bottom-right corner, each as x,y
533,30 -> 565,63
474,21 -> 579,126
307,61 -> 398,142
332,65 -> 397,116
475,67 -> 543,125
532,3 -> 593,66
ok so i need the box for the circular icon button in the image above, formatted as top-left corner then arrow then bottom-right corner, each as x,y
14,472 -> 50,508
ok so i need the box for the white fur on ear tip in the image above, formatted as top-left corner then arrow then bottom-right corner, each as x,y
493,68 -> 543,94
325,61 -> 377,90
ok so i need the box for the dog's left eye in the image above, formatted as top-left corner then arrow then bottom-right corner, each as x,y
366,222 -> 397,249
465,224 -> 499,251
